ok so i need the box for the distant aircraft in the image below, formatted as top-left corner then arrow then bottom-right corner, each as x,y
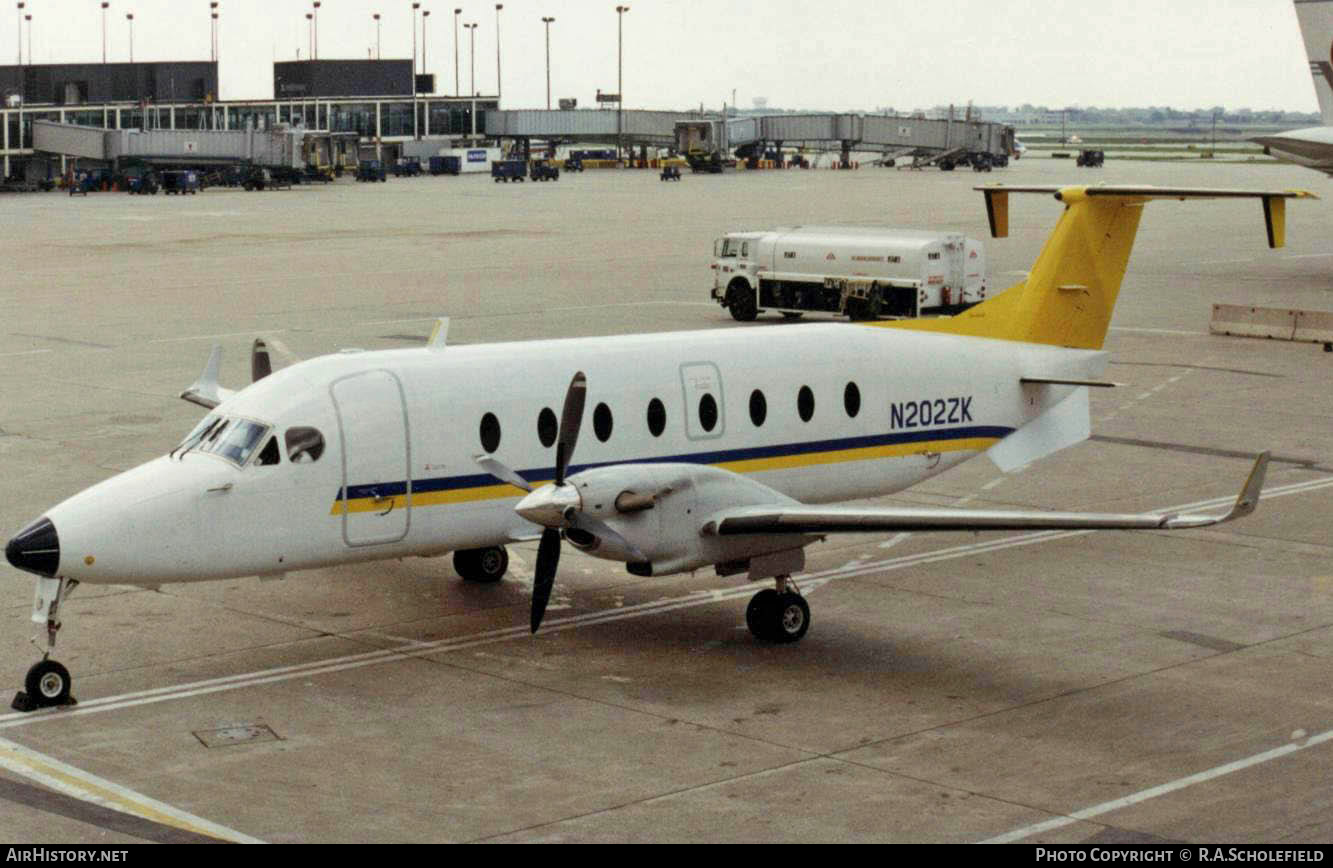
1251,0 -> 1333,175
5,186 -> 1311,712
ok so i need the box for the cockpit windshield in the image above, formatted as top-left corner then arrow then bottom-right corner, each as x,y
173,415 -> 272,467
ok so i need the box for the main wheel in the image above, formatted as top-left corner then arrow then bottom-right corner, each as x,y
770,592 -> 810,644
25,660 -> 71,707
454,546 -> 509,583
746,589 -> 780,640
725,282 -> 759,322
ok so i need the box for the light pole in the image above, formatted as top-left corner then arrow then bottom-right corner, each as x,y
615,5 -> 628,161
126,13 -> 133,62
411,2 -> 419,77
24,11 -> 30,71
312,1 -> 320,60
16,2 -> 23,65
464,21 -> 476,96
373,13 -> 380,60
494,3 -> 501,101
305,12 -> 312,61
541,16 -> 553,110
101,2 -> 109,64
210,3 -> 218,64
453,7 -> 460,97
422,9 -> 430,84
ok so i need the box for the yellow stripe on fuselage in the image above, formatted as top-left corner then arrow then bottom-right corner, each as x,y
330,434 -> 1001,515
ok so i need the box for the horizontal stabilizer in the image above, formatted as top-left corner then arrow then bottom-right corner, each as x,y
179,345 -> 235,410
705,453 -> 1269,536
1020,376 -> 1119,388
987,387 -> 1089,473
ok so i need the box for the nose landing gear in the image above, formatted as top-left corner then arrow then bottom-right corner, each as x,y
745,575 -> 810,644
11,577 -> 79,712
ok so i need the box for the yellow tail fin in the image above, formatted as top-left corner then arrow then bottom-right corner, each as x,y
876,185 -> 1315,350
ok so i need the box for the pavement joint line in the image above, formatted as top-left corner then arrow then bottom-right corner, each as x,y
979,726 -> 1333,844
0,735 -> 264,844
2,476 -> 1330,733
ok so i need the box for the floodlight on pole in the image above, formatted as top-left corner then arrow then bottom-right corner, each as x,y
16,2 -> 24,66
453,7 -> 460,97
615,5 -> 629,161
312,1 -> 320,60
126,13 -> 133,63
422,9 -> 430,85
464,21 -> 476,96
494,3 -> 502,102
541,16 -> 554,111
102,2 -> 110,64
373,13 -> 381,60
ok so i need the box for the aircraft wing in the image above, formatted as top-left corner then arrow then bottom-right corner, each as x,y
704,453 -> 1268,536
1251,128 -> 1333,177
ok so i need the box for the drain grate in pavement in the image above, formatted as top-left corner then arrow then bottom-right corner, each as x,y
192,723 -> 282,749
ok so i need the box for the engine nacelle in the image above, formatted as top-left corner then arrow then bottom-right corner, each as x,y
561,463 -> 818,577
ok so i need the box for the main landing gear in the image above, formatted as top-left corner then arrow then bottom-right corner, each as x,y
745,575 -> 810,643
12,577 -> 79,712
453,546 -> 510,583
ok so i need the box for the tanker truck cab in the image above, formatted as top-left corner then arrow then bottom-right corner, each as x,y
712,232 -> 765,322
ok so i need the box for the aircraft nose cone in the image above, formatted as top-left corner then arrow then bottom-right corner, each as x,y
5,517 -> 60,578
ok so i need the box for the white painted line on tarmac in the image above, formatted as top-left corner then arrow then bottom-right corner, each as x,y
1109,327 -> 1204,336
2,476 -> 1331,733
148,329 -> 289,344
0,735 -> 265,844
0,349 -> 53,358
979,727 -> 1333,843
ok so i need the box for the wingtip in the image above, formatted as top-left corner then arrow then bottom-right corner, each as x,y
1233,450 -> 1270,518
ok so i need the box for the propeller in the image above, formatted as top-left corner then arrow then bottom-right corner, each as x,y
528,371 -> 586,632
472,372 -> 647,633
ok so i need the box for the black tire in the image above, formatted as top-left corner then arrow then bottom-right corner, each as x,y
454,546 -> 508,583
725,281 -> 758,322
770,592 -> 810,643
746,590 -> 780,640
25,659 -> 71,707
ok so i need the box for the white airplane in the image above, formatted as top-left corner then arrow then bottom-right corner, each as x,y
1252,0 -> 1333,175
5,185 -> 1310,712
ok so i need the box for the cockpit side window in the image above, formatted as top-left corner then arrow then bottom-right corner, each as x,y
285,427 -> 325,464
256,436 -> 281,466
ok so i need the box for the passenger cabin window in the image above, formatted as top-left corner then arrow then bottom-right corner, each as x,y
537,407 -> 557,448
479,413 -> 501,454
797,386 -> 815,423
646,398 -> 666,437
285,427 -> 325,463
593,403 -> 614,442
844,382 -> 861,418
749,390 -> 767,427
740,242 -> 749,258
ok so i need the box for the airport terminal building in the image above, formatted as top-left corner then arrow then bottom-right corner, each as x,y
0,59 -> 495,178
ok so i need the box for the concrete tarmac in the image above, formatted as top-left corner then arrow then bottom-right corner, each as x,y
0,157 -> 1330,843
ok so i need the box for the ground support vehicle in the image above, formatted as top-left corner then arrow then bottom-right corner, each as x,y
1076,149 -> 1105,167
529,160 -> 560,182
660,165 -> 682,181
393,158 -> 423,177
429,156 -> 462,175
127,172 -> 160,195
161,170 -> 201,195
491,160 -> 527,182
356,160 -> 387,183
563,157 -> 584,172
710,227 -> 986,322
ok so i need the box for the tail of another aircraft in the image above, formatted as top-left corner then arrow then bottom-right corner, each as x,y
1296,0 -> 1333,125
877,186 -> 1314,350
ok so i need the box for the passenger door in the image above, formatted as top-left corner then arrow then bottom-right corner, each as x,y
330,370 -> 412,546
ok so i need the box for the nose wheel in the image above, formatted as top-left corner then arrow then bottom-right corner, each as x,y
11,577 -> 78,712
745,577 -> 810,643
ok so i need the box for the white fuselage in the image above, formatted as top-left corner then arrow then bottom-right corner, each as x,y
37,324 -> 1097,586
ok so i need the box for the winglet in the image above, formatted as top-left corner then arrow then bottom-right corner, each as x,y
427,317 -> 450,351
1226,450 -> 1269,521
179,345 -> 236,410
1162,451 -> 1269,529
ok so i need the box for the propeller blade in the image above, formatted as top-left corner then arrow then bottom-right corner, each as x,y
251,339 -> 273,382
474,455 -> 533,493
555,371 -> 586,485
531,528 -> 562,633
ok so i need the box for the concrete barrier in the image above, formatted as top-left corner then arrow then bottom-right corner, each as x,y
1209,303 -> 1333,343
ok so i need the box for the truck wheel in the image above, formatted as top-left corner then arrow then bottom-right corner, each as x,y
725,282 -> 758,322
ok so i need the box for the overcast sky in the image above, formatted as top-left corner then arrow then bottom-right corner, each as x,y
5,0 -> 1321,112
